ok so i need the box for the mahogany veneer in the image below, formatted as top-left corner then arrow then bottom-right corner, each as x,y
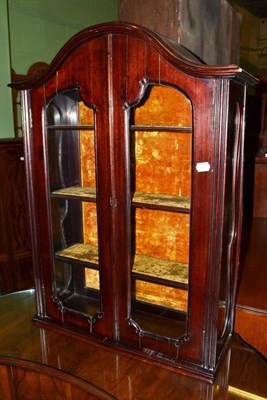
0,356 -> 115,400
9,22 -> 257,380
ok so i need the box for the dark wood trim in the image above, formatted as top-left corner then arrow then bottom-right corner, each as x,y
9,23 -> 258,91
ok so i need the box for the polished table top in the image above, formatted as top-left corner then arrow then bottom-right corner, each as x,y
0,290 -> 266,399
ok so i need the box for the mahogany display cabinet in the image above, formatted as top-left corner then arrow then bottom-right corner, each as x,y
10,22 -> 257,381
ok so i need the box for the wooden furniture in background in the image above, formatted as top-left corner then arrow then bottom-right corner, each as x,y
11,62 -> 48,137
234,71 -> 267,358
118,0 -> 241,65
0,139 -> 33,294
250,71 -> 267,218
0,62 -> 48,293
235,218 -> 267,358
11,69 -> 25,138
255,70 -> 267,153
0,290 -> 266,400
10,22 -> 257,381
253,157 -> 267,218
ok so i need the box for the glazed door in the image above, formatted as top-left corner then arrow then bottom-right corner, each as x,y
109,37 -> 194,356
29,36 -> 114,338
123,80 -> 192,356
46,88 -> 102,324
112,36 -> 216,366
28,32 -> 218,364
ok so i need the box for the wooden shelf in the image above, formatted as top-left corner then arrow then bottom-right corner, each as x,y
51,186 -> 96,200
133,253 -> 188,287
51,188 -> 190,211
47,124 -> 94,130
55,243 -> 98,267
132,192 -> 190,211
130,125 -> 192,133
56,243 -> 188,288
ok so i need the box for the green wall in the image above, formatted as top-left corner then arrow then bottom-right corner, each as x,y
1,0 -> 118,139
0,0 -> 14,138
8,0 -> 118,74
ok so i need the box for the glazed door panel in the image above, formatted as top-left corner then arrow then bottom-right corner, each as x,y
29,36 -> 114,338
126,83 -> 191,342
113,36 -> 216,365
46,88 -> 102,323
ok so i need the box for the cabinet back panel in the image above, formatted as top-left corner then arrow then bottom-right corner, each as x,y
80,104 -> 95,187
134,208 -> 190,263
134,85 -> 192,127
132,131 -> 191,196
80,130 -> 96,187
135,280 -> 188,311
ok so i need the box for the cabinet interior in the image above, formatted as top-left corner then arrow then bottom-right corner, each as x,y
46,84 -> 192,340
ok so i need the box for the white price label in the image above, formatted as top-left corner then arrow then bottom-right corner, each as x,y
196,162 -> 211,172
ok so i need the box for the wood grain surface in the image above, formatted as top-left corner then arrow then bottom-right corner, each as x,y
0,290 -> 266,400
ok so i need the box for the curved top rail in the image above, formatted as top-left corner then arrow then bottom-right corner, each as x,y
9,21 -> 258,90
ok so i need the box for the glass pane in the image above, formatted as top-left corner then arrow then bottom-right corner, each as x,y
217,101 -> 242,339
128,84 -> 192,343
46,88 -> 101,320
55,260 -> 100,318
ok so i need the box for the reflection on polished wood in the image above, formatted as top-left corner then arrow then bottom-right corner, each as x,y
0,356 -> 115,399
0,291 -> 266,399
